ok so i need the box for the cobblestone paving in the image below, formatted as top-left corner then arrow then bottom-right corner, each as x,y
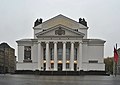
0,74 -> 120,85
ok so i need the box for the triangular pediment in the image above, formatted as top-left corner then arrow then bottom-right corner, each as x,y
34,14 -> 87,29
36,25 -> 85,38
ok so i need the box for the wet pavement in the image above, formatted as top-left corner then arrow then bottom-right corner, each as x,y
0,74 -> 120,85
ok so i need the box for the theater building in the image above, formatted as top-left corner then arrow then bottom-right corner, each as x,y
16,14 -> 105,71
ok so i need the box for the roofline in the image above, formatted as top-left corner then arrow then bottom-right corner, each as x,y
34,14 -> 88,28
16,39 -> 38,43
83,39 -> 106,43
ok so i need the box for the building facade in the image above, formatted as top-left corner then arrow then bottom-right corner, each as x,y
16,14 -> 105,71
0,43 -> 16,73
0,49 -> 4,73
117,48 -> 120,74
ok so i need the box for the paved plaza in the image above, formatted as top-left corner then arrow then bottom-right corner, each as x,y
0,74 -> 120,85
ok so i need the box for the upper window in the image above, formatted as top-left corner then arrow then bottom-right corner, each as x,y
74,48 -> 77,60
50,48 -> 54,60
66,48 -> 70,60
43,48 -> 46,60
58,48 -> 62,60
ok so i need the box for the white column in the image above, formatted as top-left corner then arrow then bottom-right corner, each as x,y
62,42 -> 66,71
41,45 -> 43,70
54,42 -> 57,71
77,42 -> 82,70
46,42 -> 50,70
38,42 -> 42,70
70,42 -> 74,71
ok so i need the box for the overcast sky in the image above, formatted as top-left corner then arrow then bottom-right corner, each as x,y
0,0 -> 120,58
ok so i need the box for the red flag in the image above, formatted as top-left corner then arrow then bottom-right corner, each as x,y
114,47 -> 119,63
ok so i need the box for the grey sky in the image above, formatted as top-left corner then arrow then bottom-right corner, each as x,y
0,0 -> 120,57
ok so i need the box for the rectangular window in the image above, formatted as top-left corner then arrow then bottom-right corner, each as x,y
24,46 -> 32,62
58,48 -> 62,60
74,48 -> 77,60
50,48 -> 54,60
43,48 -> 46,60
89,60 -> 98,63
66,48 -> 70,60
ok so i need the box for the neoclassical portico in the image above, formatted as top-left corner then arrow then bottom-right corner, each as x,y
16,14 -> 105,71
37,41 -> 83,71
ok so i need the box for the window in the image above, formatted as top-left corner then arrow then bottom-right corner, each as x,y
89,60 -> 98,63
58,48 -> 62,60
50,48 -> 54,60
66,48 -> 70,60
43,48 -> 46,60
24,46 -> 32,62
74,48 -> 77,60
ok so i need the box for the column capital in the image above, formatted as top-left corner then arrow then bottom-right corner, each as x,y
53,41 -> 58,44
78,41 -> 83,44
37,42 -> 42,44
71,41 -> 75,44
62,41 -> 66,44
45,41 -> 49,44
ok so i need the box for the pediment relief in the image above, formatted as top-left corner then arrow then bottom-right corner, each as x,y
55,27 -> 65,35
36,25 -> 85,38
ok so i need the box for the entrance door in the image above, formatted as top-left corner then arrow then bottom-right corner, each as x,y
74,64 -> 77,71
43,63 -> 46,71
58,64 -> 62,71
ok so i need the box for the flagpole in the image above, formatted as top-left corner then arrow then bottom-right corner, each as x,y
115,43 -> 117,77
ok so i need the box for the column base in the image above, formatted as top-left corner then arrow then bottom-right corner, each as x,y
53,69 -> 58,71
39,69 -> 44,71
62,69 -> 66,71
46,69 -> 50,71
37,68 -> 43,71
70,69 -> 74,71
